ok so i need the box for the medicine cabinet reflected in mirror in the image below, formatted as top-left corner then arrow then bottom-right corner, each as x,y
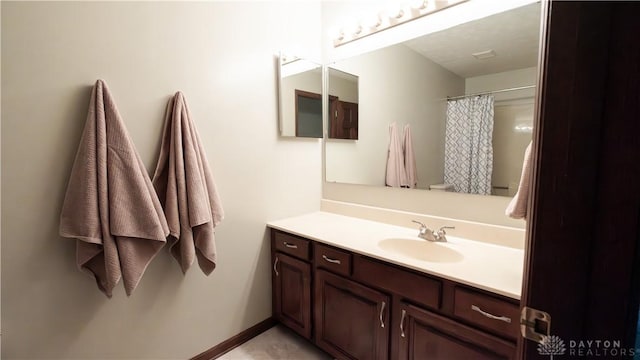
325,3 -> 540,197
278,54 -> 323,138
327,68 -> 359,140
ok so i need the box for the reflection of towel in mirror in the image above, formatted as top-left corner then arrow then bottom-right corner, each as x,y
506,141 -> 533,219
59,79 -> 169,297
386,122 -> 408,187
152,92 -> 224,275
403,124 -> 418,188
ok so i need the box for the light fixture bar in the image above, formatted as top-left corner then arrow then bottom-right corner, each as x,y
333,0 -> 468,47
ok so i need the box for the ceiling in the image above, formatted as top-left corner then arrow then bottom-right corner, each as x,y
403,3 -> 541,78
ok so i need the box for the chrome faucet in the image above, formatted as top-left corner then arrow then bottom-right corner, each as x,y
412,220 -> 455,242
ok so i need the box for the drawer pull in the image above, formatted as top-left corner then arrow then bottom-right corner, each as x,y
322,255 -> 341,265
400,309 -> 406,338
379,301 -> 386,328
273,257 -> 279,277
471,305 -> 512,323
283,242 -> 298,249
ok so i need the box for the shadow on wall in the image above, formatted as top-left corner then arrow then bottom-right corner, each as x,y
239,228 -> 274,328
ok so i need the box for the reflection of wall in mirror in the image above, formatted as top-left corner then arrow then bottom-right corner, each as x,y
326,43 -> 464,188
465,67 -> 537,196
281,68 -> 322,137
328,72 -> 358,103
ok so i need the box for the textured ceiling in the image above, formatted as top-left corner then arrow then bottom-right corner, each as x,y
403,3 -> 541,78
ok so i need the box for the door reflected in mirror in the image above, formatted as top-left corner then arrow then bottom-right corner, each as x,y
279,55 -> 323,138
328,68 -> 359,140
325,3 -> 540,197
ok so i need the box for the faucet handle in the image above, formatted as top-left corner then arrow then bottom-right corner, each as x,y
412,220 -> 427,228
433,226 -> 455,242
437,226 -> 455,234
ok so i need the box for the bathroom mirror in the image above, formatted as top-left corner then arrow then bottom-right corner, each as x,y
325,3 -> 540,196
327,68 -> 359,140
278,54 -> 323,138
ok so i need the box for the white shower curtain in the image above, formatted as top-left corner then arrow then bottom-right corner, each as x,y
444,95 -> 494,195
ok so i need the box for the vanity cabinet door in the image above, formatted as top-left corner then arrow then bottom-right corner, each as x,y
273,252 -> 312,339
315,269 -> 390,360
397,302 -> 516,360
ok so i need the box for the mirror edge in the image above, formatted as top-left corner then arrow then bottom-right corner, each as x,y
276,51 -> 284,135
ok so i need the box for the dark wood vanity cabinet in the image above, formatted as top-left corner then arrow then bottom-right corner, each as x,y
271,232 -> 312,339
315,270 -> 390,359
271,229 -> 520,359
397,303 -> 516,360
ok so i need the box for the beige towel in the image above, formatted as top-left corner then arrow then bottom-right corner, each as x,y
506,141 -> 533,219
403,124 -> 417,189
152,92 -> 224,275
386,122 -> 408,187
60,79 -> 169,297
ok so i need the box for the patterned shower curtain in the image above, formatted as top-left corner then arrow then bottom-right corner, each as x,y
444,95 -> 494,195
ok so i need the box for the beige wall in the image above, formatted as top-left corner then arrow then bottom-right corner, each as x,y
1,2 -> 321,359
327,71 -> 358,103
465,67 -> 537,101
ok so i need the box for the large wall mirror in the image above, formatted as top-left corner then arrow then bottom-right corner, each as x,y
279,54 -> 323,138
325,3 -> 541,197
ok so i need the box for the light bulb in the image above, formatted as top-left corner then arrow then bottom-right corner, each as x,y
353,24 -> 363,36
392,8 -> 405,19
362,14 -> 382,30
410,0 -> 428,10
333,28 -> 345,42
385,4 -> 405,20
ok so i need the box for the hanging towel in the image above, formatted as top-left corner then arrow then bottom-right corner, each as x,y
152,92 -> 224,275
506,141 -> 533,219
403,124 -> 418,188
386,122 -> 408,187
59,79 -> 169,297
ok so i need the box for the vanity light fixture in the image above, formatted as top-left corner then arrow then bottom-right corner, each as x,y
514,124 -> 534,133
333,0 -> 468,47
472,49 -> 497,60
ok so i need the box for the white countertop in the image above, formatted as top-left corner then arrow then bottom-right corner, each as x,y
268,211 -> 524,300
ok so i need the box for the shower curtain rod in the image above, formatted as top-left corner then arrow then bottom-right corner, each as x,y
446,85 -> 536,101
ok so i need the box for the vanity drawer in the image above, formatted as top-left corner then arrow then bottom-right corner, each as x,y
314,243 -> 352,277
453,287 -> 520,340
273,231 -> 310,261
353,256 -> 441,310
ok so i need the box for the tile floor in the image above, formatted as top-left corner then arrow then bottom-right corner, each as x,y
218,325 -> 332,360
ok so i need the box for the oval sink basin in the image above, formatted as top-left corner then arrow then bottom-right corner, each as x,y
378,238 -> 464,263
